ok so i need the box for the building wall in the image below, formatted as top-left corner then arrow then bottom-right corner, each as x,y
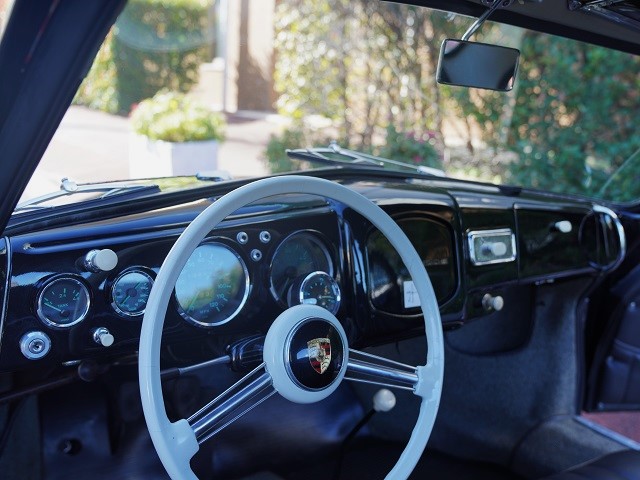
232,0 -> 276,112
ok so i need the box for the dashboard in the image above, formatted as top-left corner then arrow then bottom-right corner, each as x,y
0,176 -> 627,373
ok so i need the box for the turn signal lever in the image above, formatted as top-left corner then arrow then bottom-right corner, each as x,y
227,334 -> 265,372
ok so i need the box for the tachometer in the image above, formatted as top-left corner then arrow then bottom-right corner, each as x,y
111,269 -> 154,317
37,276 -> 91,328
269,232 -> 333,305
175,242 -> 249,327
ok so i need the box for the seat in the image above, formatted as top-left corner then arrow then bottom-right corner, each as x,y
543,450 -> 640,479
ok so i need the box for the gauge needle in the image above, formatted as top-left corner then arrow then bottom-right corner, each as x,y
44,300 -> 63,313
122,282 -> 143,305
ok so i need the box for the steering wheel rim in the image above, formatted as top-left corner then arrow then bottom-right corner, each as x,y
139,175 -> 444,479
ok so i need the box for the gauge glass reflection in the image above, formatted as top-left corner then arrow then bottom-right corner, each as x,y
37,277 -> 90,328
175,242 -> 249,327
111,269 -> 154,317
270,232 -> 333,304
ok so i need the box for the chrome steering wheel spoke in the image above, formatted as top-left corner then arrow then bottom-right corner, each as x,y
188,363 -> 275,444
345,348 -> 419,392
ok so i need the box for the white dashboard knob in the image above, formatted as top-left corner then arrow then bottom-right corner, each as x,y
84,249 -> 118,272
93,327 -> 114,347
482,294 -> 504,312
554,220 -> 572,234
373,388 -> 396,412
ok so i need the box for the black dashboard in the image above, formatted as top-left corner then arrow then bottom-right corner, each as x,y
0,175 -> 626,374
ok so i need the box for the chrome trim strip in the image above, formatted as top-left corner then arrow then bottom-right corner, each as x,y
0,237 -> 12,356
467,228 -> 517,266
592,204 -> 626,271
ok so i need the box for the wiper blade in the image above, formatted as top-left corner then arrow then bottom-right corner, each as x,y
287,143 -> 446,177
15,177 -> 160,212
286,148 -> 385,169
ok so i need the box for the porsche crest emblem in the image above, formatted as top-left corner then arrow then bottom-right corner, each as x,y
307,337 -> 331,374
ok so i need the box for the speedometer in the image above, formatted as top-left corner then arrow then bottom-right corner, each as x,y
175,242 -> 249,327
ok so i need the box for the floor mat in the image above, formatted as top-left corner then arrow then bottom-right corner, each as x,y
286,440 -> 522,480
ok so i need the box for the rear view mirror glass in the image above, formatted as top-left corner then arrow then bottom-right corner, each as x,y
436,39 -> 520,91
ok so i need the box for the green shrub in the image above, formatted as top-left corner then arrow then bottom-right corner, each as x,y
131,91 -> 225,142
378,125 -> 441,170
75,0 -> 213,114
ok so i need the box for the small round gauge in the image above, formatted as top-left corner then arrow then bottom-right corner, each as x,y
175,242 -> 250,327
111,269 -> 154,317
289,271 -> 341,315
270,232 -> 333,305
37,276 -> 90,328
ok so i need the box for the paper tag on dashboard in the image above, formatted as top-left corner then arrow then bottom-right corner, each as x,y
403,280 -> 420,308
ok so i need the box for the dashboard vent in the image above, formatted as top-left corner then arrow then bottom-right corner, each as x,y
579,206 -> 626,270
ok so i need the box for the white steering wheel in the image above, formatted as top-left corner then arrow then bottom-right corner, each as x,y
139,175 -> 444,479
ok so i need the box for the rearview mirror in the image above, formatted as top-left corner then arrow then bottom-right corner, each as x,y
436,39 -> 520,91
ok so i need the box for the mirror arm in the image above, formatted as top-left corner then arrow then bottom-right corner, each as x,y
462,0 -> 510,41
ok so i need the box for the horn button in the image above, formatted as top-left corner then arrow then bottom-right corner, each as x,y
286,319 -> 345,390
264,304 -> 349,403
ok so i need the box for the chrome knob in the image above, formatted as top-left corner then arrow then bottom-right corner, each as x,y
20,331 -> 51,360
482,293 -> 504,312
84,249 -> 118,272
93,327 -> 114,347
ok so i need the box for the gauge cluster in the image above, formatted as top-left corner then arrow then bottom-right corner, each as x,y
0,209 -> 346,371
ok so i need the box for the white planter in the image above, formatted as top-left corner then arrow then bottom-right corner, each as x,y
129,134 -> 219,178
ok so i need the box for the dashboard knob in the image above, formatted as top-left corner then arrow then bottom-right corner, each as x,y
481,242 -> 507,257
93,327 -> 114,347
373,389 -> 396,412
482,293 -> 504,312
554,220 -> 572,233
84,249 -> 118,272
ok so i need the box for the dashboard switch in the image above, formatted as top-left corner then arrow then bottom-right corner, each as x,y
468,228 -> 516,266
482,293 -> 504,312
93,327 -> 115,347
481,242 -> 508,257
84,249 -> 118,272
20,331 -> 51,360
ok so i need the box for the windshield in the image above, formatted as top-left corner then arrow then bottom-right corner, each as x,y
19,0 -> 640,209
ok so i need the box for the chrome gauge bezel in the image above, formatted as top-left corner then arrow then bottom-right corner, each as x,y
297,271 -> 342,315
110,268 -> 155,318
269,231 -> 334,306
175,241 -> 251,328
36,275 -> 91,328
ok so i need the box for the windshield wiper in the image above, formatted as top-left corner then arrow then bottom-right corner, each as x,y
287,143 -> 446,177
15,177 -> 160,213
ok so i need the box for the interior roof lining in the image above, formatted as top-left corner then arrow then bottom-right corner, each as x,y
403,0 -> 640,56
